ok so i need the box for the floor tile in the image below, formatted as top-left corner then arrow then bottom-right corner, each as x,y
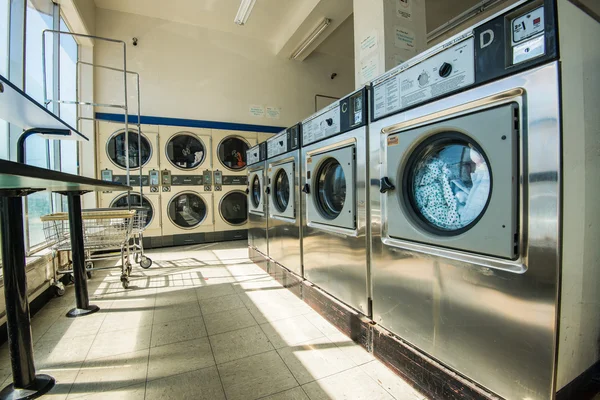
361,360 -> 426,400
33,335 -> 96,369
147,337 -> 214,381
70,349 -> 149,397
40,312 -> 106,341
199,293 -> 244,315
203,306 -> 257,336
327,332 -> 375,366
260,315 -> 324,350
69,383 -> 146,400
301,367 -> 394,400
195,283 -> 236,301
151,316 -> 207,347
86,326 -> 151,360
303,312 -> 343,338
154,287 -> 198,307
146,366 -> 225,400
153,300 -> 202,324
247,301 -> 313,324
218,351 -> 297,400
99,309 -> 154,333
261,387 -> 310,400
277,336 -> 355,385
210,325 -> 274,364
37,363 -> 81,400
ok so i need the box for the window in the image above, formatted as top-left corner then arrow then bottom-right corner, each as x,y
22,1 -> 79,250
0,0 -> 9,160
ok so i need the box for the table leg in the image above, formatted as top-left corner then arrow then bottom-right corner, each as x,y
65,192 -> 99,318
0,194 -> 55,400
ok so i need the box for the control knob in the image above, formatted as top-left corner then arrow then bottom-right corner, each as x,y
326,118 -> 333,126
439,62 -> 452,78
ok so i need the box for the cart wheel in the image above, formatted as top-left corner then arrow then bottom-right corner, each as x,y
53,283 -> 65,297
121,275 -> 129,289
140,257 -> 153,269
86,262 -> 94,279
66,273 -> 75,284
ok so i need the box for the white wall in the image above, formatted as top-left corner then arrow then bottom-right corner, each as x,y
94,8 -> 355,128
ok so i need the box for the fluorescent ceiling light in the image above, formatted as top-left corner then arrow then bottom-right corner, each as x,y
291,18 -> 332,60
235,0 -> 256,25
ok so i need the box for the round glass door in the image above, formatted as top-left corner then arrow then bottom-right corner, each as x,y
251,175 -> 261,208
218,137 -> 249,171
273,169 -> 290,212
315,158 -> 346,219
166,132 -> 206,170
168,192 -> 207,229
220,191 -> 248,225
110,193 -> 153,227
405,134 -> 491,233
107,130 -> 152,169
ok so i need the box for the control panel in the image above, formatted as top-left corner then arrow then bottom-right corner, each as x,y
372,38 -> 475,120
213,170 -> 222,191
303,87 -> 367,146
371,0 -> 557,122
101,169 -> 113,182
267,124 -> 301,158
149,169 -> 160,192
203,169 -> 213,191
171,175 -> 203,186
161,170 -> 171,192
247,142 -> 267,165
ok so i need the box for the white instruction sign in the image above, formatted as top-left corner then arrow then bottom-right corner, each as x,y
265,106 -> 281,120
394,26 -> 416,51
360,30 -> 378,59
360,55 -> 380,85
249,105 -> 265,118
397,0 -> 412,21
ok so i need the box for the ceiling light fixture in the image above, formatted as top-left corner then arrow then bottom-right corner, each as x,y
234,0 -> 256,25
290,18 -> 332,60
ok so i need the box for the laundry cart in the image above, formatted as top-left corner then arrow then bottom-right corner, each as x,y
42,209 -> 137,289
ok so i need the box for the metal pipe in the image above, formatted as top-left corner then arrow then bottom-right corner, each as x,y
65,192 -> 99,318
16,128 -> 70,163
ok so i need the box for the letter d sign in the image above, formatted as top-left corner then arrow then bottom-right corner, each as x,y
480,29 -> 495,49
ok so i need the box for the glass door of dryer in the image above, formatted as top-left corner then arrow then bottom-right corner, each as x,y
248,169 -> 265,215
165,131 -> 210,170
106,130 -> 153,170
269,161 -> 295,220
217,136 -> 250,171
305,145 -> 355,231
220,190 -> 248,226
110,193 -> 154,228
167,192 -> 209,229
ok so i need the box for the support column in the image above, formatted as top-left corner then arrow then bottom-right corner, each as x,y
353,0 -> 427,88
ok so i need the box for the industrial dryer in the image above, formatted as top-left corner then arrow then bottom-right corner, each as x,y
246,142 -> 268,257
368,0 -> 599,399
266,124 -> 302,277
301,87 -> 369,315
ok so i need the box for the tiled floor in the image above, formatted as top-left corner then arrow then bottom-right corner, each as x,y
0,241 -> 426,400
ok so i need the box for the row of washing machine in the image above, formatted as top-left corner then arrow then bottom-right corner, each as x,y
246,1 -> 600,399
96,121 -> 273,246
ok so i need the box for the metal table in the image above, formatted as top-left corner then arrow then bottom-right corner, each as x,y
0,163 -> 131,400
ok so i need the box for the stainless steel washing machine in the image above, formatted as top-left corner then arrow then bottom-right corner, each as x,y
246,141 -> 268,257
301,87 -> 369,315
266,124 -> 302,277
368,0 -> 600,399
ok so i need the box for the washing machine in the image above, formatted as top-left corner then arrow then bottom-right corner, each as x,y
246,141 -> 268,256
98,191 -> 162,239
212,130 -> 257,177
301,87 -> 369,314
367,1 -> 596,399
98,121 -> 160,187
266,124 -> 302,277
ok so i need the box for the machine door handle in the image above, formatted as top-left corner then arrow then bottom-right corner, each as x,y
245,188 -> 249,194
380,177 -> 395,194
265,187 -> 271,195
302,183 -> 310,194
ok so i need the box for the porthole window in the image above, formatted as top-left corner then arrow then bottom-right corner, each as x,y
315,158 -> 346,219
168,192 -> 207,229
251,175 -> 261,208
273,169 -> 290,212
220,191 -> 248,225
166,132 -> 206,170
110,193 -> 153,227
405,133 -> 491,234
107,130 -> 151,169
218,137 -> 249,171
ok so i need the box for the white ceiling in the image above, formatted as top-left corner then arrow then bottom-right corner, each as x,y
94,0 -> 313,43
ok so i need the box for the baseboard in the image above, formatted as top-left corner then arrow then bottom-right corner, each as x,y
556,361 -> 600,400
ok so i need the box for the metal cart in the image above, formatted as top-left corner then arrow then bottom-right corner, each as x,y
42,209 -> 136,289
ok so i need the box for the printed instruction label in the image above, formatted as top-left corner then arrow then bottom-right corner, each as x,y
360,30 -> 378,59
249,105 -> 265,118
373,38 -> 475,120
396,0 -> 412,21
265,106 -> 281,119
394,26 -> 416,51
360,55 -> 380,85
